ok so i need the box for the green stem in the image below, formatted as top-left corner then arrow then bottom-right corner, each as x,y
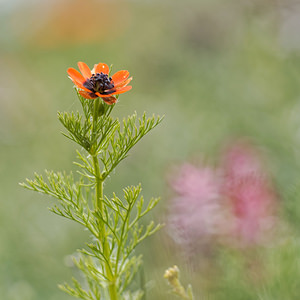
91,98 -> 100,146
92,99 -> 118,300
92,155 -> 103,214
93,155 -> 118,299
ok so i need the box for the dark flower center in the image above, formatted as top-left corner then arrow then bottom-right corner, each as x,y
83,72 -> 115,95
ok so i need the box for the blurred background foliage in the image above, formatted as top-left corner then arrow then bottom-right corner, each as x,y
2,0 -> 300,299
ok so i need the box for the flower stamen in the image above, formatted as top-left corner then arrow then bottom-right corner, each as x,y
83,72 -> 116,95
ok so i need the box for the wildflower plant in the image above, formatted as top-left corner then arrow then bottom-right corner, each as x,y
164,265 -> 194,300
21,62 -> 163,300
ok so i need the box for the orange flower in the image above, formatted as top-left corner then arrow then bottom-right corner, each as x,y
67,62 -> 132,104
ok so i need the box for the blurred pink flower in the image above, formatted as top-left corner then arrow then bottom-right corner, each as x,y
222,142 -> 277,246
167,163 -> 226,249
167,141 -> 277,251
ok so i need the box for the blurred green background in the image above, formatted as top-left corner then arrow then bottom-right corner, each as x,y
2,0 -> 300,299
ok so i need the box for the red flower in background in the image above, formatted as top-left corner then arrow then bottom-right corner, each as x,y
222,142 -> 277,246
67,62 -> 132,104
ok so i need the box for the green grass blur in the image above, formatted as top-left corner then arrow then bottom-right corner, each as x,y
1,0 -> 300,299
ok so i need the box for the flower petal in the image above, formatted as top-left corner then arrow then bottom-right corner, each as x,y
67,68 -> 85,84
79,90 -> 98,99
78,62 -> 92,79
115,77 -> 132,88
75,81 -> 92,92
96,85 -> 132,98
111,70 -> 130,86
68,76 -> 91,92
110,85 -> 132,95
96,92 -> 111,98
97,86 -> 132,97
101,96 -> 117,105
94,63 -> 109,75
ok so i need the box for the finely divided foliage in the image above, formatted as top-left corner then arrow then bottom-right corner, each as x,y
21,66 -> 163,300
